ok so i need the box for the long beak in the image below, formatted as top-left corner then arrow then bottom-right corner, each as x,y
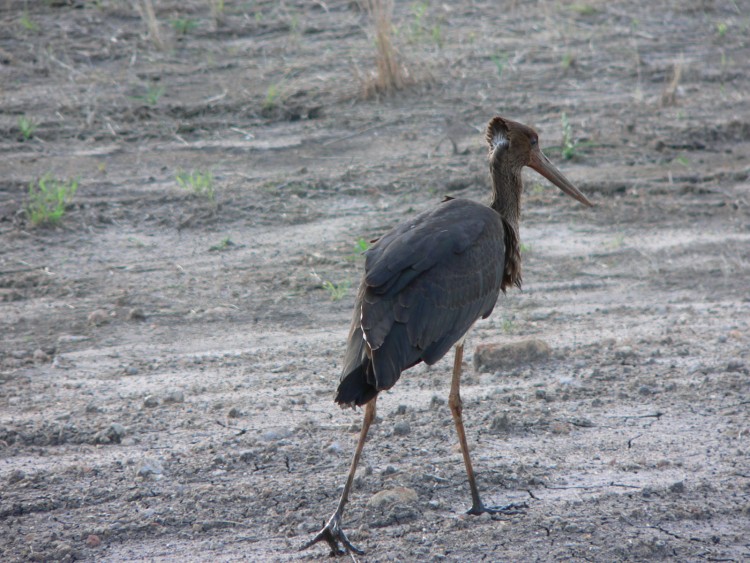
529,150 -> 593,207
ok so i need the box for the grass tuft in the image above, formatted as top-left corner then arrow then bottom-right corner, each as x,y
360,0 -> 410,98
27,174 -> 78,227
176,169 -> 215,201
18,115 -> 37,140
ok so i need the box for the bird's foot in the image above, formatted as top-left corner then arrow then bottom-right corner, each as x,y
467,501 -> 528,516
300,512 -> 364,556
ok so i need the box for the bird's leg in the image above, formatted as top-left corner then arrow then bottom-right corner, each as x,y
448,343 -> 527,516
301,396 -> 377,556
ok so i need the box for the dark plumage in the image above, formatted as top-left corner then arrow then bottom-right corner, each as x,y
303,116 -> 593,556
336,199 -> 506,406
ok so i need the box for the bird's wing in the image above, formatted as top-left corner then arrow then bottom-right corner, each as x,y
359,199 -> 506,390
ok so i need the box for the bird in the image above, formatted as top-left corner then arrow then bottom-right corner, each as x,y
302,116 -> 593,556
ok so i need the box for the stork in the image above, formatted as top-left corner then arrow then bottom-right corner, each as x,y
303,116 -> 593,555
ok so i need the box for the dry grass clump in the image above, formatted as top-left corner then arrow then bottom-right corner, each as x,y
134,0 -> 165,50
359,0 -> 412,98
661,62 -> 683,107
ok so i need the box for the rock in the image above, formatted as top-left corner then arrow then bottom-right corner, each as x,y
137,458 -> 164,479
124,366 -> 139,376
163,389 -> 185,403
95,422 -> 127,444
227,407 -> 241,418
87,309 -> 110,326
473,339 -> 551,372
430,395 -> 446,408
393,421 -> 411,436
382,465 -> 398,476
8,469 -> 26,484
127,308 -> 146,321
669,481 -> 685,494
325,441 -> 343,455
85,534 -> 101,548
490,413 -> 511,433
367,487 -> 418,509
143,395 -> 159,408
33,348 -> 51,363
726,360 -> 747,374
260,428 -> 292,442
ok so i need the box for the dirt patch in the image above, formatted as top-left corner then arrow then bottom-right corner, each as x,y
1,1 -> 749,561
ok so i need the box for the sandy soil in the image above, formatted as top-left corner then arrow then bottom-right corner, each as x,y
1,1 -> 749,561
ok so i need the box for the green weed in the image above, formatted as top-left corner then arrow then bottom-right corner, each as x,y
355,238 -> 370,253
19,12 -> 39,32
491,52 -> 508,79
558,112 -> 594,160
132,83 -> 165,106
27,174 -> 78,227
18,115 -> 37,140
170,18 -> 199,36
176,169 -> 215,201
322,280 -> 351,301
264,84 -> 281,110
520,243 -> 532,254
209,236 -> 235,251
716,22 -> 728,38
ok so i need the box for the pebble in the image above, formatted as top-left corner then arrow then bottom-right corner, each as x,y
163,389 -> 185,403
490,413 -> 511,433
473,339 -> 551,372
325,441 -> 343,455
127,308 -> 146,321
367,486 -> 418,509
260,428 -> 292,442
227,407 -> 241,418
33,348 -> 51,363
95,422 -> 127,444
143,395 -> 159,408
393,421 -> 411,436
87,309 -> 110,326
8,469 -> 26,484
137,458 -> 164,479
669,481 -> 685,494
85,534 -> 101,548
124,366 -> 139,376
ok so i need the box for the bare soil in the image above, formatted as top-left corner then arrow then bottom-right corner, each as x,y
1,1 -> 749,561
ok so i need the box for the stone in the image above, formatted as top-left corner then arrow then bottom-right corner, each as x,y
367,487 -> 418,509
473,339 -> 551,372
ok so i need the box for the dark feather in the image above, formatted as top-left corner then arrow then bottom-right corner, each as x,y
336,198 -> 506,407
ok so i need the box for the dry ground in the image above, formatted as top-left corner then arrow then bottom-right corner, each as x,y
1,1 -> 749,561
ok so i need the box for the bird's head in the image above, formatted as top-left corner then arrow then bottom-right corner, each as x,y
486,116 -> 593,207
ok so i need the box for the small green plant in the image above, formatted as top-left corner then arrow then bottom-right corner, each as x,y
264,84 -> 280,110
716,22 -> 728,38
170,18 -> 199,35
561,52 -> 575,70
673,155 -> 690,167
18,115 -> 37,140
558,112 -> 594,160
570,3 -> 597,15
209,236 -> 235,252
520,242 -> 532,254
132,83 -> 165,106
355,238 -> 370,253
501,317 -> 514,334
322,280 -> 351,301
19,12 -> 39,32
491,52 -> 508,79
176,169 -> 215,201
27,174 -> 78,226
409,2 -> 428,42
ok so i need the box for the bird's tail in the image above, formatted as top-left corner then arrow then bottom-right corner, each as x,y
335,359 -> 378,407
335,320 -> 378,407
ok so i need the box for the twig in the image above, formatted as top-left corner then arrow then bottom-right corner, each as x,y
322,119 -> 401,146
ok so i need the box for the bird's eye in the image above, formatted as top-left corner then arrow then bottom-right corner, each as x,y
530,137 -> 538,146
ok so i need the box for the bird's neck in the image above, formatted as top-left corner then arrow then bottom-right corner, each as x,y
489,159 -> 523,290
489,160 -> 521,230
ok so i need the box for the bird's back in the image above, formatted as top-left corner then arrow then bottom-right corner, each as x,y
336,198 -> 507,407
